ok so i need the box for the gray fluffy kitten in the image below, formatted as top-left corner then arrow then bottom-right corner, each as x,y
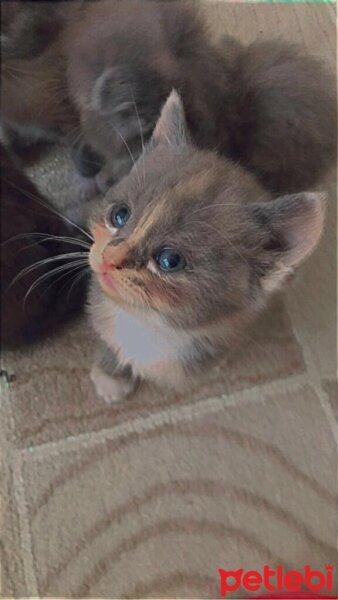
88,91 -> 326,401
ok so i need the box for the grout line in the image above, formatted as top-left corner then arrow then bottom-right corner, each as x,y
12,454 -> 39,597
283,301 -> 338,444
314,382 -> 338,442
19,372 -> 309,461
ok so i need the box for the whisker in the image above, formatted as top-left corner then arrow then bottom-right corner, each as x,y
2,177 -> 94,243
2,232 -> 91,250
19,235 -> 91,252
66,267 -> 90,302
1,233 -> 47,247
41,263 -> 89,301
67,127 -> 84,148
4,64 -> 64,83
129,87 -> 147,187
22,260 -> 88,309
111,123 -> 142,190
9,252 -> 89,289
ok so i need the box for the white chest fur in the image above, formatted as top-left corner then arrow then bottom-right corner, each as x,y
92,290 -> 189,368
114,307 -> 175,366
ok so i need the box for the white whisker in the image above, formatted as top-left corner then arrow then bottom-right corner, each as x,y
22,260 -> 88,309
19,236 -> 91,252
3,177 -> 94,243
129,85 -> 146,186
66,267 -> 90,302
9,252 -> 89,289
111,124 -> 142,190
41,263 -> 89,301
2,232 -> 91,250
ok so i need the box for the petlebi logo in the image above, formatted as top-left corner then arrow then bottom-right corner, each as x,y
218,564 -> 334,597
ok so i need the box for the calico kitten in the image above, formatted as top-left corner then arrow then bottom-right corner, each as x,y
66,0 -> 336,194
1,146 -> 89,347
88,91 -> 325,401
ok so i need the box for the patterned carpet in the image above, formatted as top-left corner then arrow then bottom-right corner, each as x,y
1,3 -> 337,598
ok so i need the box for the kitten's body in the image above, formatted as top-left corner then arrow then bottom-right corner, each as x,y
88,93 -> 327,400
1,1 -> 106,203
66,0 -> 232,185
1,1 -> 79,155
67,1 -> 335,399
1,1 -> 335,381
67,0 -> 335,193
90,286 -> 251,397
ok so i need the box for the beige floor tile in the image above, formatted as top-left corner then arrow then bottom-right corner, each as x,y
7,385 -> 336,598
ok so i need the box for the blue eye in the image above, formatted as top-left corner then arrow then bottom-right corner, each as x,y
155,248 -> 186,273
110,205 -> 130,228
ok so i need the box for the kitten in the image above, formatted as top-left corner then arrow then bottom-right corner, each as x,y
1,1 -> 79,156
88,91 -> 325,402
66,0 -> 336,194
0,145 -> 89,348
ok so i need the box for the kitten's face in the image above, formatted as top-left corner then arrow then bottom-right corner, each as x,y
89,91 -> 324,330
67,1 -> 172,185
69,62 -> 168,186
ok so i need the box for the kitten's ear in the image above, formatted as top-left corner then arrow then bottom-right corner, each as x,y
149,89 -> 190,149
92,66 -> 134,115
251,192 -> 325,292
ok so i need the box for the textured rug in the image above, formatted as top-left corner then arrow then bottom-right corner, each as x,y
1,3 -> 337,598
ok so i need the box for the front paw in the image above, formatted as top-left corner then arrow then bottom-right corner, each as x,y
90,365 -> 136,404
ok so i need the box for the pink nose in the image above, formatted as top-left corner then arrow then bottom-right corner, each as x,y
101,241 -> 130,271
101,257 -> 116,273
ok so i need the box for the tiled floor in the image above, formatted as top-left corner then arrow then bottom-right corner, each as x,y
1,3 -> 336,598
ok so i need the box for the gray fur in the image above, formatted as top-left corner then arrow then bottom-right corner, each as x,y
88,91 -> 326,400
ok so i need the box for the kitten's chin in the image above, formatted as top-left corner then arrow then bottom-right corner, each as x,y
97,272 -> 122,301
97,272 -> 139,309
97,273 -> 154,313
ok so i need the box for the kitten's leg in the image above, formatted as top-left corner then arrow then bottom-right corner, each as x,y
1,120 -> 59,156
69,141 -> 102,203
141,342 -> 217,393
91,344 -> 139,403
149,363 -> 197,394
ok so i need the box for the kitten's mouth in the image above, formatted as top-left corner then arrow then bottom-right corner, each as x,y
97,268 -> 138,307
96,268 -> 149,309
97,270 -> 119,296
89,246 -> 121,298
